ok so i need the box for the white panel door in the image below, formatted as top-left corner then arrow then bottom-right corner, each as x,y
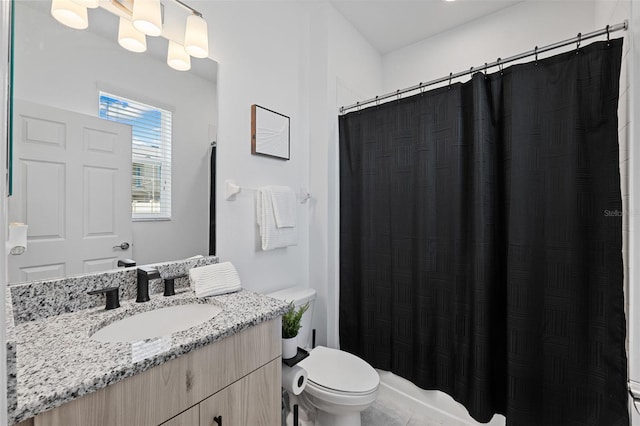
8,101 -> 133,283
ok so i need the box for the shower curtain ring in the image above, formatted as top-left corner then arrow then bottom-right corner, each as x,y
375,96 -> 380,107
606,24 -> 611,46
448,72 -> 453,90
419,82 -> 425,95
576,32 -> 581,53
497,58 -> 503,76
534,46 -> 538,66
356,101 -> 360,112
484,62 -> 488,79
396,89 -> 401,101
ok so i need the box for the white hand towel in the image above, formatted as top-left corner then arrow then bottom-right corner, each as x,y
189,262 -> 242,297
269,186 -> 297,228
256,187 -> 298,251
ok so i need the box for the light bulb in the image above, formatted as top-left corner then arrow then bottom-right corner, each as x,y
51,0 -> 88,30
118,17 -> 147,53
167,40 -> 191,71
184,14 -> 208,58
133,0 -> 162,37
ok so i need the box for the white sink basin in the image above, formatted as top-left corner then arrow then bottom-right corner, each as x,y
91,303 -> 223,343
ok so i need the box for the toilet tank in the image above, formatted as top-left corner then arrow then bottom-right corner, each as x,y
267,286 -> 316,349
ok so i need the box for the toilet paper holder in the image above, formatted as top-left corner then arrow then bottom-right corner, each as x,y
7,223 -> 28,255
282,347 -> 309,367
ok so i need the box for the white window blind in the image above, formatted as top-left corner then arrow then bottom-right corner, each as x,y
99,91 -> 172,220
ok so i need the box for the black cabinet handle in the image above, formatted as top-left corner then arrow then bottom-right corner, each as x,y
213,415 -> 222,425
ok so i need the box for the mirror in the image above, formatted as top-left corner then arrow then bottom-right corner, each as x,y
8,0 -> 218,284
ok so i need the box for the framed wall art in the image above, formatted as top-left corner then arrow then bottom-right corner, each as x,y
251,104 -> 290,160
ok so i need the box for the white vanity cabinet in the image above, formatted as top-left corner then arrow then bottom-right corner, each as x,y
20,319 -> 281,426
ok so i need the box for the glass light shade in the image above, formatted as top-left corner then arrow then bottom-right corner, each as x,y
51,0 -> 88,30
167,40 -> 191,71
72,0 -> 99,9
133,0 -> 163,37
184,14 -> 209,58
118,17 -> 147,53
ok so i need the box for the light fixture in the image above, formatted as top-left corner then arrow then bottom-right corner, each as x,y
118,17 -> 147,53
72,0 -> 100,9
133,0 -> 163,37
50,0 -> 209,72
184,14 -> 208,58
51,0 -> 88,30
167,40 -> 191,71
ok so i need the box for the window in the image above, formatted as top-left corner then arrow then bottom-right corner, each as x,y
99,92 -> 172,220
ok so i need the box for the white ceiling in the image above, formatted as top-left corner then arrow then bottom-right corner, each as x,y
330,0 -> 524,54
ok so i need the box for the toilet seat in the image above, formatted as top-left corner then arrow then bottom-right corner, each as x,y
298,346 -> 379,397
304,379 -> 378,407
307,380 -> 375,397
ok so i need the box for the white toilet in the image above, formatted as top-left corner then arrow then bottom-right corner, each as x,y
268,286 -> 379,426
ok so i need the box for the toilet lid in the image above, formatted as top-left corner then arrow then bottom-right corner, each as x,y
298,346 -> 379,394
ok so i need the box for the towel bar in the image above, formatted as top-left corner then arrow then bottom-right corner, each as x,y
224,179 -> 311,203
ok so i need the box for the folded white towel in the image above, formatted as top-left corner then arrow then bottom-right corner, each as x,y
269,186 -> 297,228
189,262 -> 242,297
257,187 -> 298,251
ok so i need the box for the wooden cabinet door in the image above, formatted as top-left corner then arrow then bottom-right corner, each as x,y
161,405 -> 199,426
200,359 -> 281,426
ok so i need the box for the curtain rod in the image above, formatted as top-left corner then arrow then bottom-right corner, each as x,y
340,21 -> 628,114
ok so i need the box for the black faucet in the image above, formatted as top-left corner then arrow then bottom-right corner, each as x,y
87,287 -> 120,310
117,259 -> 136,268
163,274 -> 187,297
164,278 -> 176,296
136,266 -> 159,303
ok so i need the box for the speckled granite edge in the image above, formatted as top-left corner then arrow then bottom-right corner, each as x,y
6,292 -> 17,417
9,269 -> 137,325
155,256 -> 219,280
8,256 -> 218,325
7,340 -> 17,418
6,290 -> 15,340
8,290 -> 288,424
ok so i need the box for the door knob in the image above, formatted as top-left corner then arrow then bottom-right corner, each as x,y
113,242 -> 130,250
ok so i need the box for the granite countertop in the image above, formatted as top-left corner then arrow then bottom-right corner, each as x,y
9,289 -> 288,424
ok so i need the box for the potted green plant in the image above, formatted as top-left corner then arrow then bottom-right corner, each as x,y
282,301 -> 309,359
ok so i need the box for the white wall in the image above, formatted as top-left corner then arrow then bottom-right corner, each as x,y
198,3 -> 383,350
308,3 -> 383,347
382,1 -> 596,94
12,1 -> 217,267
196,1 -> 311,295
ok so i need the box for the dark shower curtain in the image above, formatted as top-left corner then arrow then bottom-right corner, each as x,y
339,39 -> 628,426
